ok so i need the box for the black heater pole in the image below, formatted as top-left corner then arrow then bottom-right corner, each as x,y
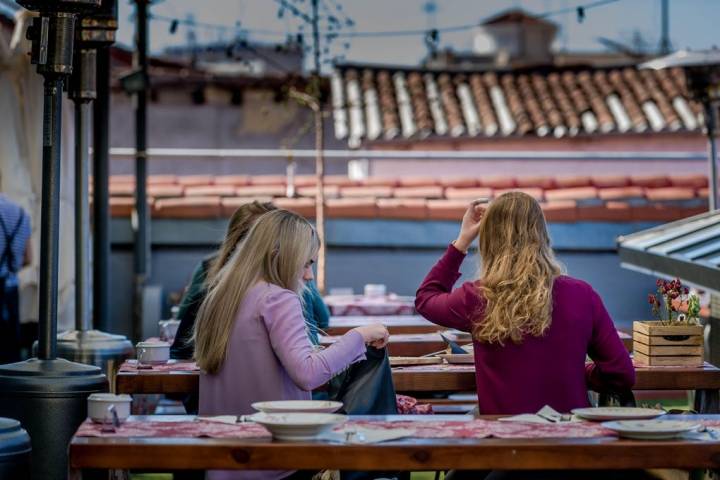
93,45 -> 111,332
132,0 -> 150,342
0,4 -> 107,479
37,76 -> 65,360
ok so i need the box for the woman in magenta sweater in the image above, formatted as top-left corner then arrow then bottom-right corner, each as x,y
415,191 -> 634,414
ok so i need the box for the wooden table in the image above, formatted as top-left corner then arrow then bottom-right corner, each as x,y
69,414 -> 720,476
115,363 -> 720,412
326,315 -> 441,335
321,333 -> 456,357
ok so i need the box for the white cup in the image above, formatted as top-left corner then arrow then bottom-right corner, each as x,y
364,284 -> 387,298
136,341 -> 170,365
87,393 -> 132,424
159,319 -> 180,341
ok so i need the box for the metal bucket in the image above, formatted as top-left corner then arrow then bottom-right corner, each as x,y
0,358 -> 107,480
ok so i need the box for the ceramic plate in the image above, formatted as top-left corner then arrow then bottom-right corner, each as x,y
602,420 -> 699,439
571,407 -> 666,421
251,400 -> 343,414
248,412 -> 346,441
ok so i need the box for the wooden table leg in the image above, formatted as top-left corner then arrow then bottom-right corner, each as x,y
694,389 -> 720,413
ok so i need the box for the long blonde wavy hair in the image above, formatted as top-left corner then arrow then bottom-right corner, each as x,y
193,209 -> 320,374
205,201 -> 277,285
472,191 -> 563,345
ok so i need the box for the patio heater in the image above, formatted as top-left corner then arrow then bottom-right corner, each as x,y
641,50 -> 720,210
55,0 -> 134,382
0,1 -> 108,479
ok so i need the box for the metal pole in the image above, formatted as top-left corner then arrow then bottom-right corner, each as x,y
706,101 -> 718,211
74,100 -> 91,331
37,78 -> 64,361
311,0 -> 320,76
314,102 -> 326,294
93,46 -> 110,332
133,0 -> 150,342
659,0 -> 671,55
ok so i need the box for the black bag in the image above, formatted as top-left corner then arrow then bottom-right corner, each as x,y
327,346 -> 398,415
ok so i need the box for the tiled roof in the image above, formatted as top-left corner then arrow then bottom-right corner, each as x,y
331,64 -> 702,147
108,174 -> 709,223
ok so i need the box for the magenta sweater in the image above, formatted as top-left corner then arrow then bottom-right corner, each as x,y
415,244 -> 635,415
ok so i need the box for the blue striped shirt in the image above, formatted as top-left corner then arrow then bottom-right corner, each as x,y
0,196 -> 31,286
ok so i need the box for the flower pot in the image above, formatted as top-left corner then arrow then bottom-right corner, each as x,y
633,321 -> 704,366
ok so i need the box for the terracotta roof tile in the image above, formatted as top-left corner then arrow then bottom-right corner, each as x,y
340,186 -> 394,198
109,183 -> 135,196
445,187 -> 493,200
494,187 -> 544,201
360,177 -> 399,187
544,186 -> 598,203
439,177 -> 479,188
154,196 -> 222,219
644,187 -> 697,202
177,175 -> 214,187
297,185 -> 341,198
516,176 -> 556,189
377,198 -> 428,220
147,174 -> 178,185
397,176 -> 439,187
214,175 -> 251,186
630,174 -> 671,188
111,174 -> 135,184
597,186 -> 645,201
554,175 -> 592,189
591,175 -> 630,188
235,185 -> 287,197
221,197 -> 274,216
333,64 -> 699,145
250,175 -> 287,186
147,184 -> 184,199
630,204 -> 689,222
541,200 -> 577,222
669,174 -> 707,189
698,187 -> 709,199
110,197 -> 149,217
325,198 -> 378,218
478,176 -> 515,189
185,185 -> 237,197
323,175 -> 359,187
427,199 -> 468,221
274,197 -> 316,218
393,186 -> 444,199
294,175 -> 320,187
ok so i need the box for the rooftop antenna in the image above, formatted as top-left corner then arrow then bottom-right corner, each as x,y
659,0 -> 672,55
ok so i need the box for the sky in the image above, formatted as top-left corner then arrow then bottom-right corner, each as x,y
115,0 -> 720,70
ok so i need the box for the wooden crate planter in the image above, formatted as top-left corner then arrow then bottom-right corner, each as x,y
633,321 -> 704,366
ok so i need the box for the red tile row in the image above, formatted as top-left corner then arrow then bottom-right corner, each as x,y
110,196 -> 708,223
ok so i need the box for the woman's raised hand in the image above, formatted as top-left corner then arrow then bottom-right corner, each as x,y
354,323 -> 390,349
454,200 -> 487,253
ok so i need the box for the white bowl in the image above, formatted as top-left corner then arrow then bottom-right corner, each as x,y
249,412 -> 346,441
87,393 -> 132,424
251,400 -> 343,414
363,284 -> 386,298
602,420 -> 699,440
136,341 -> 170,365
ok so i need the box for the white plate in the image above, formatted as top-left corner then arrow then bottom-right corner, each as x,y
571,407 -> 666,421
251,400 -> 343,414
602,420 -> 699,440
249,412 -> 346,441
